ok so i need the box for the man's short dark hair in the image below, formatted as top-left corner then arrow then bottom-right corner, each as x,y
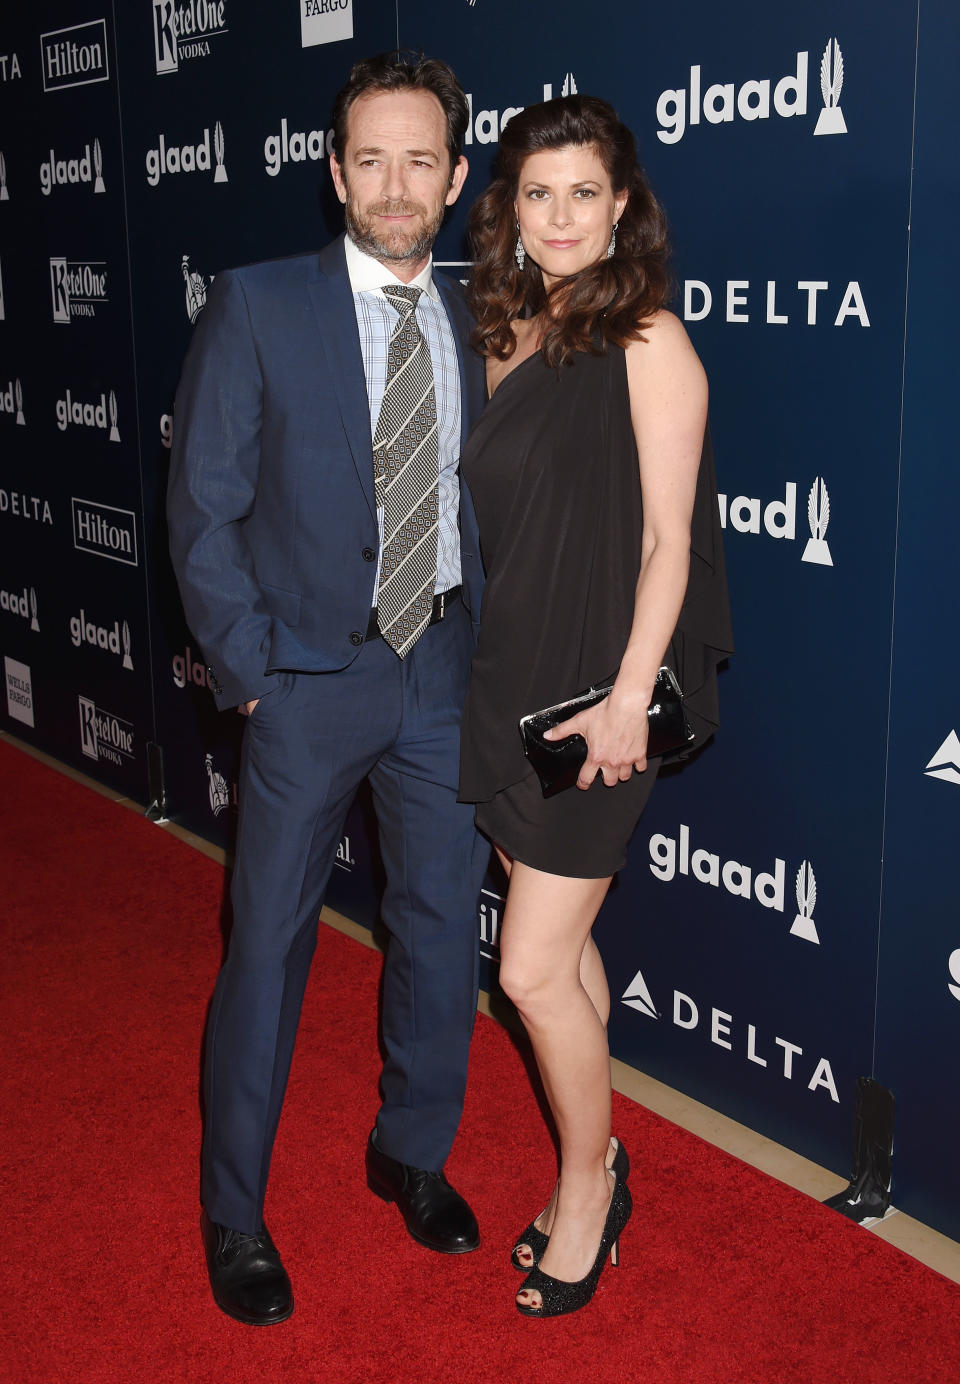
331,50 -> 469,173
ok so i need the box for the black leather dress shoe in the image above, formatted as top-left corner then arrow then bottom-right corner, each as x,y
201,1210 -> 294,1325
365,1131 -> 480,1254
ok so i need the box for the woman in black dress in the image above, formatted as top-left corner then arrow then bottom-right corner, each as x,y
459,96 -> 732,1317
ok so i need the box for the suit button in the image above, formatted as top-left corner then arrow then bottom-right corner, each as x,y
361,547 -> 375,562
349,631 -> 363,646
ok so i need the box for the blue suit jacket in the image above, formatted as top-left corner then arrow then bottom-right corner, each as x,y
167,237 -> 486,711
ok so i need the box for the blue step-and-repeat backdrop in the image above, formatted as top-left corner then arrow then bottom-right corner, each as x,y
2,2 -> 957,1240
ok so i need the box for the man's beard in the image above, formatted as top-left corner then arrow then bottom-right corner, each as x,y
344,193 -> 445,265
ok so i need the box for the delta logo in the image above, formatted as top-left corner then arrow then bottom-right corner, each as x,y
718,476 -> 834,568
656,37 -> 848,144
145,122 -> 227,186
620,966 -> 840,1101
152,0 -> 228,76
647,823 -> 822,943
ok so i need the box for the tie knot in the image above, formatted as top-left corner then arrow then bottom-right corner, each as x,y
382,284 -> 422,315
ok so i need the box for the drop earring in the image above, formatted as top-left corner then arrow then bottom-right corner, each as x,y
606,221 -> 618,259
515,225 -> 526,271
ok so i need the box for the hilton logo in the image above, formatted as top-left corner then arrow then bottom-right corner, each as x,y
145,122 -> 227,185
153,1 -> 228,75
40,138 -> 105,196
71,498 -> 138,566
79,696 -> 135,766
656,38 -> 848,144
0,379 -> 26,425
56,388 -> 120,441
301,0 -> 353,48
334,834 -> 355,871
50,258 -> 109,323
41,20 -> 110,93
479,887 -> 503,959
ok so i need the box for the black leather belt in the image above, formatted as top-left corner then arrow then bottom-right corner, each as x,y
366,586 -> 462,641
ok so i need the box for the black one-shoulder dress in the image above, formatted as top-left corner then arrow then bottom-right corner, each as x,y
458,342 -> 733,878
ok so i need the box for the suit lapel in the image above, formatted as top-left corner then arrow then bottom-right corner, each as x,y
308,237 -> 376,519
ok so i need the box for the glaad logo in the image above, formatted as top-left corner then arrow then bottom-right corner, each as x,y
153,0 -> 228,76
41,20 -> 110,93
182,255 -> 212,321
55,388 -> 120,441
1,585 -> 40,632
264,119 -> 334,178
172,644 -> 211,690
4,656 -> 34,728
1,379 -> 26,425
0,151 -> 9,200
718,477 -> 834,567
79,696 -> 134,765
684,278 -> 869,327
648,823 -> 821,944
72,498 -> 138,565
464,73 -> 577,147
40,138 -> 105,196
50,258 -> 109,323
70,610 -> 133,669
0,256 -> 5,320
204,752 -> 233,816
0,490 -> 53,525
924,731 -> 960,787
656,39 -> 847,144
160,413 -> 174,448
948,950 -> 960,1003
301,0 -> 353,49
145,122 -> 227,186
620,967 -> 839,1101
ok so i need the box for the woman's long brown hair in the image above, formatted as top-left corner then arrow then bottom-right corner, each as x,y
467,95 -> 670,368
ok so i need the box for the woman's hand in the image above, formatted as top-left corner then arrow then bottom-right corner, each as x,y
544,690 -> 650,790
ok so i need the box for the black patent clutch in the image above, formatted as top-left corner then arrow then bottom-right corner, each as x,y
518,666 -> 695,799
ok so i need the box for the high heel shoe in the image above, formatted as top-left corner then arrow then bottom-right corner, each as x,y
515,1173 -> 632,1318
509,1138 -> 629,1271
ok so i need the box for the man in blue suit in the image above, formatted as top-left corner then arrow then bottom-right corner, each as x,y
167,53 -> 490,1326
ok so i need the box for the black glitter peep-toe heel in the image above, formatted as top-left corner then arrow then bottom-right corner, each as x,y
515,1173 -> 632,1319
509,1138 -> 629,1271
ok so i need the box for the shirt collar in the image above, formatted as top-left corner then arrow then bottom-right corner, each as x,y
344,234 -> 439,301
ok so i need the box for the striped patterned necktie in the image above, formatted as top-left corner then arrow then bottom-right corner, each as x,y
373,284 -> 440,658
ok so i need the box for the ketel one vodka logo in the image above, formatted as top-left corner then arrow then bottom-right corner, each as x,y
40,137 -> 105,196
41,20 -> 110,93
1,585 -> 40,631
1,378 -> 26,425
204,752 -> 232,816
78,696 -> 135,766
718,476 -> 834,567
648,823 -> 821,944
152,0 -> 229,75
70,610 -> 133,669
181,255 -> 212,322
145,121 -> 227,186
656,37 -> 847,144
463,72 -> 577,147
50,258 -> 109,323
620,967 -> 839,1101
56,388 -> 120,441
0,150 -> 9,200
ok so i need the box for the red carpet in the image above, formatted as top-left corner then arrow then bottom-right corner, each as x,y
2,737 -> 960,1383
